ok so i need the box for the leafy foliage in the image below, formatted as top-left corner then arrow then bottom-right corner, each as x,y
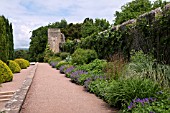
125,51 -> 170,88
81,18 -> 110,38
29,18 -> 109,61
0,60 -> 13,83
14,49 -> 29,60
71,48 -> 98,65
7,60 -> 21,73
59,52 -> 70,60
114,0 -> 152,25
55,61 -> 70,69
14,58 -> 29,69
0,16 -> 14,62
124,96 -> 170,113
114,0 -> 168,25
105,77 -> 161,108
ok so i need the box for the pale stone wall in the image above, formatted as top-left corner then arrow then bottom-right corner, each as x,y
48,28 -> 65,53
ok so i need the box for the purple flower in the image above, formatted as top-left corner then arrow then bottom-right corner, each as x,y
70,70 -> 88,83
129,97 -> 157,110
59,65 -> 66,73
65,66 -> 75,74
50,61 -> 58,68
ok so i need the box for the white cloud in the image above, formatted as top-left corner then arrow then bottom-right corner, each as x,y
0,0 -> 161,49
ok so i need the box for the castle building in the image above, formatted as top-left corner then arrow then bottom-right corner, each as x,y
48,28 -> 65,53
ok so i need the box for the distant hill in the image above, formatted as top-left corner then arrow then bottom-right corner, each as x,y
14,48 -> 29,51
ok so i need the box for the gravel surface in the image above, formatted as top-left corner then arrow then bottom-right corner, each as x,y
0,65 -> 34,110
20,63 -> 117,113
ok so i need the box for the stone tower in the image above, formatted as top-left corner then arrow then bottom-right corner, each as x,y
48,28 -> 65,53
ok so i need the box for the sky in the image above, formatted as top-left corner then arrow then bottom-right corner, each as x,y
0,0 -> 160,49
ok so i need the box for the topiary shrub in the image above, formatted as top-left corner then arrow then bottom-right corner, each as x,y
23,59 -> 30,67
7,60 -> 21,73
72,48 -> 98,65
14,58 -> 28,69
0,60 -> 13,83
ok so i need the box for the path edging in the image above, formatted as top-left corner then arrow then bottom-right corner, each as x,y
1,63 -> 38,113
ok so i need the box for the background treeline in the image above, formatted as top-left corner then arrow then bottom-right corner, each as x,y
28,0 -> 169,64
29,18 -> 110,62
0,15 -> 14,63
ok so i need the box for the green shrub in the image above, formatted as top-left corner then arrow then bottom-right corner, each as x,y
76,59 -> 107,71
48,57 -> 62,63
23,59 -> 30,67
56,61 -> 70,69
125,51 -> 170,88
14,58 -> 28,69
123,89 -> 170,113
7,60 -> 21,73
72,48 -> 97,65
0,60 -> 13,83
124,98 -> 170,113
87,79 -> 114,100
60,52 -> 70,60
105,77 -> 161,108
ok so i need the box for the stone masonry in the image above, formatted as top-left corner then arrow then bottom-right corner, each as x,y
48,28 -> 65,53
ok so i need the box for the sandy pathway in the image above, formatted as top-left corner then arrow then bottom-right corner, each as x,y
20,63 -> 117,113
0,65 -> 34,92
0,65 -> 34,110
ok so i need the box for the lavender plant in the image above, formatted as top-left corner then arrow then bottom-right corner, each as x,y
70,70 -> 88,84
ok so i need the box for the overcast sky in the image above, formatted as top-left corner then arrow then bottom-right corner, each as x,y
0,0 -> 162,49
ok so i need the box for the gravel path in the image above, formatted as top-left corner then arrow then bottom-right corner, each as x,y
20,63 -> 117,113
0,65 -> 34,92
0,65 -> 34,110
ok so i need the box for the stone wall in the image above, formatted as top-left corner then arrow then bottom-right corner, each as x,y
48,28 -> 65,53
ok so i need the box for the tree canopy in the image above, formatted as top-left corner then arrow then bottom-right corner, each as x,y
29,18 -> 110,61
114,0 -> 168,25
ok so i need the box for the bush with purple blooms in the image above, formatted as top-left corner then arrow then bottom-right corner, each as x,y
104,77 -> 161,108
50,61 -> 59,68
64,66 -> 75,77
59,65 -> 67,73
57,50 -> 170,112
49,57 -> 61,68
70,70 -> 88,84
56,61 -> 70,69
123,96 -> 170,113
127,98 -> 156,110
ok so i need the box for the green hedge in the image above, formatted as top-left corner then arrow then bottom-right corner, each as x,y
0,60 -> 13,83
7,60 -> 21,73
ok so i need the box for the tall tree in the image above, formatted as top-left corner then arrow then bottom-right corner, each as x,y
114,0 -> 152,25
81,18 -> 110,38
0,16 -> 14,62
